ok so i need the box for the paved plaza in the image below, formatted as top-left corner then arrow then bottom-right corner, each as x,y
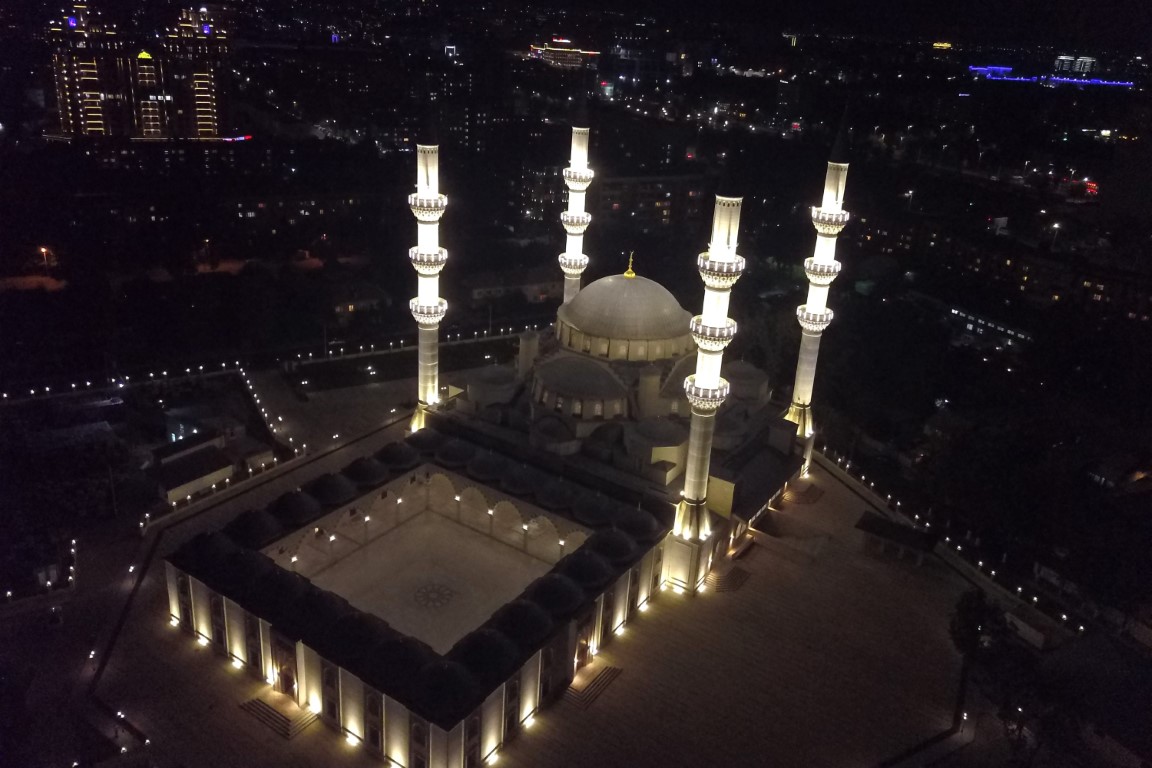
309,511 -> 552,653
90,455 -> 970,768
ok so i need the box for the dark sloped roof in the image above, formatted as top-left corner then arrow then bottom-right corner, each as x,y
586,529 -> 638,565
557,550 -> 615,591
413,662 -> 483,727
435,438 -> 477,468
268,491 -> 323,529
354,635 -> 436,706
342,457 -> 389,488
536,479 -> 578,511
307,473 -> 359,508
525,574 -> 587,619
446,629 -> 520,688
489,600 -> 554,651
466,451 -> 507,482
223,509 -> 284,549
573,492 -> 612,527
615,506 -> 662,543
157,445 -> 233,490
500,464 -> 546,497
376,441 -> 421,470
406,428 -> 446,453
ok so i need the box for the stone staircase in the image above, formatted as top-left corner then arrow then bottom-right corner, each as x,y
563,665 -> 623,710
705,566 -> 751,593
240,694 -> 318,739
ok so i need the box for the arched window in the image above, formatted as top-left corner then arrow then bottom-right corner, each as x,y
466,714 -> 480,741
411,720 -> 427,747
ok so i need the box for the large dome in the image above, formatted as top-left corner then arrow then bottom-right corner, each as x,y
558,274 -> 690,341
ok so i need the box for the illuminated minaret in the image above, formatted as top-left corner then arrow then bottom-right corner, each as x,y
407,116 -> 449,432
558,92 -> 594,304
670,173 -> 745,593
784,117 -> 851,470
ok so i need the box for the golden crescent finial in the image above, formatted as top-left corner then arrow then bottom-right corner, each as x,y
623,251 -> 636,278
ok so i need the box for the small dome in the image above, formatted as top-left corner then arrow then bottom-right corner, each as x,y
616,507 -> 662,543
466,451 -> 507,482
224,509 -> 284,549
168,531 -> 240,577
217,551 -> 275,596
413,661 -> 482,725
269,491 -> 323,529
435,439 -> 477,468
572,493 -> 612,527
405,428 -> 445,453
376,441 -> 421,470
307,473 -> 359,508
356,635 -> 435,701
525,574 -> 587,619
490,600 -> 554,650
586,529 -> 638,565
557,550 -> 615,591
558,274 -> 690,341
500,464 -> 546,497
536,479 -> 578,511
535,356 -> 627,400
335,612 -> 397,652
447,629 -> 521,687
343,457 -> 389,487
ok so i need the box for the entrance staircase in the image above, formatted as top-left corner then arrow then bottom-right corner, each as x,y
240,692 -> 318,739
564,664 -> 623,710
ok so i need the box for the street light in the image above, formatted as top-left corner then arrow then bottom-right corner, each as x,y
1051,222 -> 1061,248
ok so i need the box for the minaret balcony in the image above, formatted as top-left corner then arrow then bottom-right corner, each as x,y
558,252 -> 589,276
683,375 -> 729,412
697,253 -> 745,290
810,207 -> 849,235
803,258 -> 841,286
689,316 -> 737,351
409,298 -> 447,328
796,305 -> 834,333
563,166 -> 594,191
409,247 -> 449,276
561,211 -> 592,235
408,193 -> 448,222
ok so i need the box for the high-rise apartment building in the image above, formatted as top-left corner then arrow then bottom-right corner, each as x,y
48,2 -> 229,139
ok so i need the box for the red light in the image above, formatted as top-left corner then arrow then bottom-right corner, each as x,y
600,81 -> 608,86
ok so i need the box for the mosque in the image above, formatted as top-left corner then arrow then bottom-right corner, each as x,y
166,97 -> 851,767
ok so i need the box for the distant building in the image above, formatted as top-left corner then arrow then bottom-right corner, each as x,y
1055,54 -> 1097,74
528,39 -> 600,70
47,2 -> 229,139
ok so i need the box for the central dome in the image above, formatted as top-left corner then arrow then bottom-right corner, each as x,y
558,274 -> 690,340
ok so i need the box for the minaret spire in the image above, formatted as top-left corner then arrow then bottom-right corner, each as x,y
784,107 -> 851,470
407,109 -> 449,431
669,164 -> 745,594
558,86 -> 594,303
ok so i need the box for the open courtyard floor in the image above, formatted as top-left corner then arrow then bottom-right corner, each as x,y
94,455 -> 969,768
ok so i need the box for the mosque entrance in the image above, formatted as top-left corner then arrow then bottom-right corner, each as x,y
271,632 -> 298,698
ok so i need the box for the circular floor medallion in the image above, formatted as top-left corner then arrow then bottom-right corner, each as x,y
413,582 -> 455,609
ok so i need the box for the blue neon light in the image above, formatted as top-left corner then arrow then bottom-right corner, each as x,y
67,16 -> 77,27
202,24 -> 211,34
969,65 -> 1132,88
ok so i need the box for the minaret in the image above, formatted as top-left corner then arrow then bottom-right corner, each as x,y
784,115 -> 851,470
670,171 -> 745,593
407,114 -> 449,432
558,90 -> 594,304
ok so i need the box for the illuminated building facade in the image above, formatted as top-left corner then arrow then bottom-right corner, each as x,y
784,120 -> 851,471
47,2 -> 229,139
529,39 -> 600,70
161,7 -> 230,138
48,3 -> 131,136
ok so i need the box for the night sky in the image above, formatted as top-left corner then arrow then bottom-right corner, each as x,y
574,0 -> 1151,49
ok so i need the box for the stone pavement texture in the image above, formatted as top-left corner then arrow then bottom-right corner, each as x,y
310,511 -> 551,654
80,389 -> 972,768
